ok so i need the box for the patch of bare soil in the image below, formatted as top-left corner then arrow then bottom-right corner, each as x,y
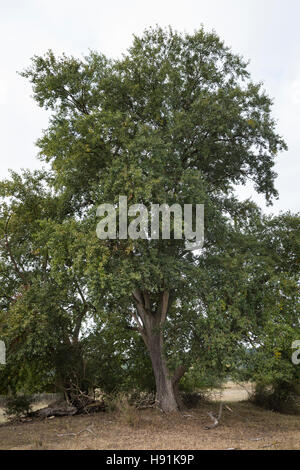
0,401 -> 299,450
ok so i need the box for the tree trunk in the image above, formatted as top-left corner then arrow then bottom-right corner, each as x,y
132,289 -> 186,412
147,325 -> 179,412
172,365 -> 187,411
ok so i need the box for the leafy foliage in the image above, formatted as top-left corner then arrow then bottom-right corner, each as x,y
0,26 -> 296,412
4,394 -> 33,420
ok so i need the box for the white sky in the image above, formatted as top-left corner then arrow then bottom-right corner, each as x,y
0,0 -> 299,214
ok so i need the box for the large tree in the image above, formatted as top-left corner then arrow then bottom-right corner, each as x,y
21,26 -> 287,411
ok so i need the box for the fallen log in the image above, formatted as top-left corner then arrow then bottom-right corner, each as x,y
29,398 -> 106,418
29,399 -> 77,418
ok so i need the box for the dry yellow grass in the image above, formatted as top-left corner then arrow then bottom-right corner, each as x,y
211,381 -> 254,402
0,399 -> 299,450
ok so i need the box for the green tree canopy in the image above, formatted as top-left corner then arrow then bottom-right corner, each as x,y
17,26 -> 288,411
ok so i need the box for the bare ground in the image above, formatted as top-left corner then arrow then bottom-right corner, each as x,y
0,397 -> 299,450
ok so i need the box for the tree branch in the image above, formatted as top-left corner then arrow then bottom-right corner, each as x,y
160,290 -> 170,325
172,364 -> 187,385
3,216 -> 27,283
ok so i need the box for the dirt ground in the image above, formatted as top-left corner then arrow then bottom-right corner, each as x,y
0,384 -> 299,450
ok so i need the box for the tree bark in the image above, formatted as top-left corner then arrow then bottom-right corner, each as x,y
132,289 -> 186,412
147,323 -> 178,412
172,364 -> 187,411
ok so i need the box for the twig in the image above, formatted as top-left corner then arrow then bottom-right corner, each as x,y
204,403 -> 223,430
260,442 -> 278,449
56,427 -> 96,438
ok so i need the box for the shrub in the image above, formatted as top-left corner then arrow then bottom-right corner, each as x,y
4,394 -> 33,420
250,381 -> 300,414
106,393 -> 141,427
181,391 -> 208,408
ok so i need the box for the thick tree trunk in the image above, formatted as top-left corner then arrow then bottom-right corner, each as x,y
147,326 -> 179,412
132,289 -> 186,412
172,365 -> 187,411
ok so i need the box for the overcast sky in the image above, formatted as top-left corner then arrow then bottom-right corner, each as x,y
1,0 -> 299,214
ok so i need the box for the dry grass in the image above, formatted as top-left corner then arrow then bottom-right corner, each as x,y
0,384 -> 298,450
211,381 -> 254,403
0,383 -> 250,425
0,399 -> 299,450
